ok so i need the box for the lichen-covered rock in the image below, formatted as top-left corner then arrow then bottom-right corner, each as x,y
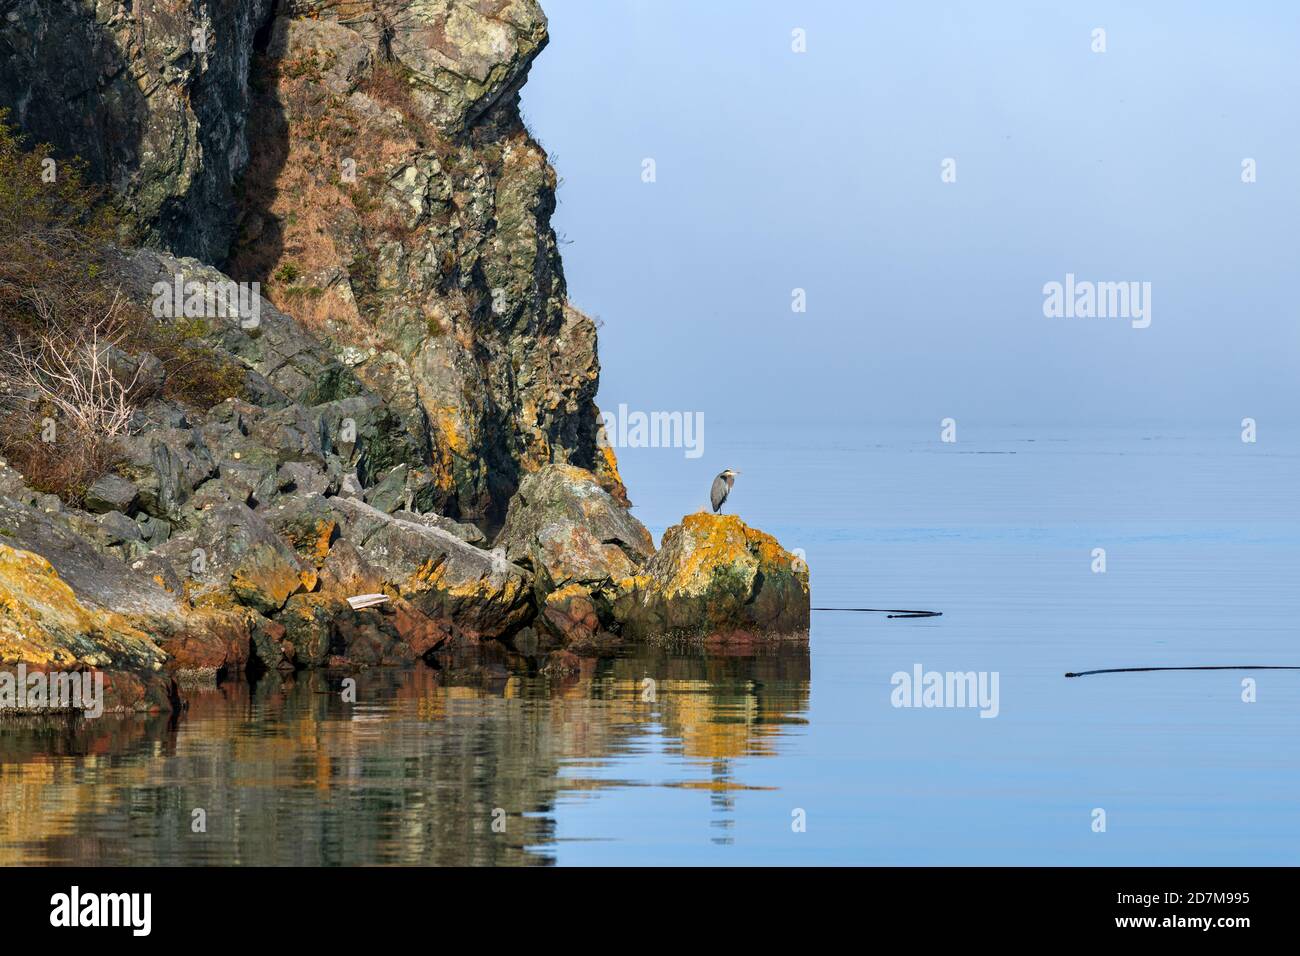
158,608 -> 254,682
0,491 -> 184,624
540,583 -> 617,652
497,463 -> 654,590
0,542 -> 176,713
146,501 -> 314,615
613,513 -> 810,643
327,497 -> 533,640
0,2 -> 815,684
274,532 -> 457,668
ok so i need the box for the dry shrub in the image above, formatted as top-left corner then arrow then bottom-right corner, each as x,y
0,112 -> 244,501
0,407 -> 123,506
0,301 -> 137,504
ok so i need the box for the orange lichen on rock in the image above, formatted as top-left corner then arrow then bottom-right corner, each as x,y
612,513 -> 809,643
0,543 -> 176,712
0,544 -> 159,668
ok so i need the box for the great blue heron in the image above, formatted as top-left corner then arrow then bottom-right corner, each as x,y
710,469 -> 740,513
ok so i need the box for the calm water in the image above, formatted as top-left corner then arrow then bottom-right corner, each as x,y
3,423 -> 1298,865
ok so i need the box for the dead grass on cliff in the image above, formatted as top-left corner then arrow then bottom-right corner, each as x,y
0,413 -> 122,506
0,113 -> 242,502
228,52 -> 434,352
357,60 -> 441,148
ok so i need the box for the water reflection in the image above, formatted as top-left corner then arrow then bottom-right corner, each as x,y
0,644 -> 809,865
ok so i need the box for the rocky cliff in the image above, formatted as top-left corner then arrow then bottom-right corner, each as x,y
2,0 -> 620,523
0,0 -> 808,711
0,0 -> 274,261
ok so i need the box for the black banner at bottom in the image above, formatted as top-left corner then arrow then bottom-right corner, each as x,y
0,866 -> 1277,941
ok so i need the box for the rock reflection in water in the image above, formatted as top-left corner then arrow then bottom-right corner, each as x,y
0,644 -> 809,865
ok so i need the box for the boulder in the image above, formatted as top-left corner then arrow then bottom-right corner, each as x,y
327,497 -> 533,640
276,460 -> 335,497
158,608 -> 254,683
147,501 -> 313,615
540,583 -> 617,653
115,426 -> 216,526
613,513 -> 810,643
0,542 -> 176,713
496,463 -> 654,591
391,509 -> 486,547
83,474 -> 140,515
494,464 -> 652,643
363,464 -> 410,513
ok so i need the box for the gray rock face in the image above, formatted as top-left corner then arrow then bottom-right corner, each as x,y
83,474 -> 140,515
391,509 -> 487,546
113,249 -> 372,411
0,491 -> 181,623
497,463 -> 654,591
0,0 -> 274,262
148,501 -> 312,616
318,496 -> 533,639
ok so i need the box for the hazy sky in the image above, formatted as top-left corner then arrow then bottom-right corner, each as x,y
521,0 -> 1299,429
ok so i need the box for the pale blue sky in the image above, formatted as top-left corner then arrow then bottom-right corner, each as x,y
522,0 -> 1300,429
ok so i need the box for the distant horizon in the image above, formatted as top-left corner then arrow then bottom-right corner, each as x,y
523,0 -> 1300,454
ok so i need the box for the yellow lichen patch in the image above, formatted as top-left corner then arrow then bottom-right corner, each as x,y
432,406 -> 470,457
286,592 -> 335,617
546,582 -> 591,606
662,513 -> 754,597
404,559 -> 520,604
0,544 -> 159,667
307,519 -> 336,565
598,444 -> 627,492
190,588 -> 242,612
229,561 -> 304,612
409,557 -> 444,589
613,573 -> 653,595
447,574 -> 525,603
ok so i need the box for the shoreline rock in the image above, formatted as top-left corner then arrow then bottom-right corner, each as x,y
613,513 -> 810,644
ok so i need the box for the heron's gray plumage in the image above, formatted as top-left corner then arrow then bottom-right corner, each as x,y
710,469 -> 737,512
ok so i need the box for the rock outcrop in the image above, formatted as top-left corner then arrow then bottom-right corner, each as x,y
0,1 -> 812,713
613,513 -> 811,644
0,541 -> 175,713
0,0 -> 623,519
225,1 -> 623,524
497,464 -> 653,591
495,463 -> 652,646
